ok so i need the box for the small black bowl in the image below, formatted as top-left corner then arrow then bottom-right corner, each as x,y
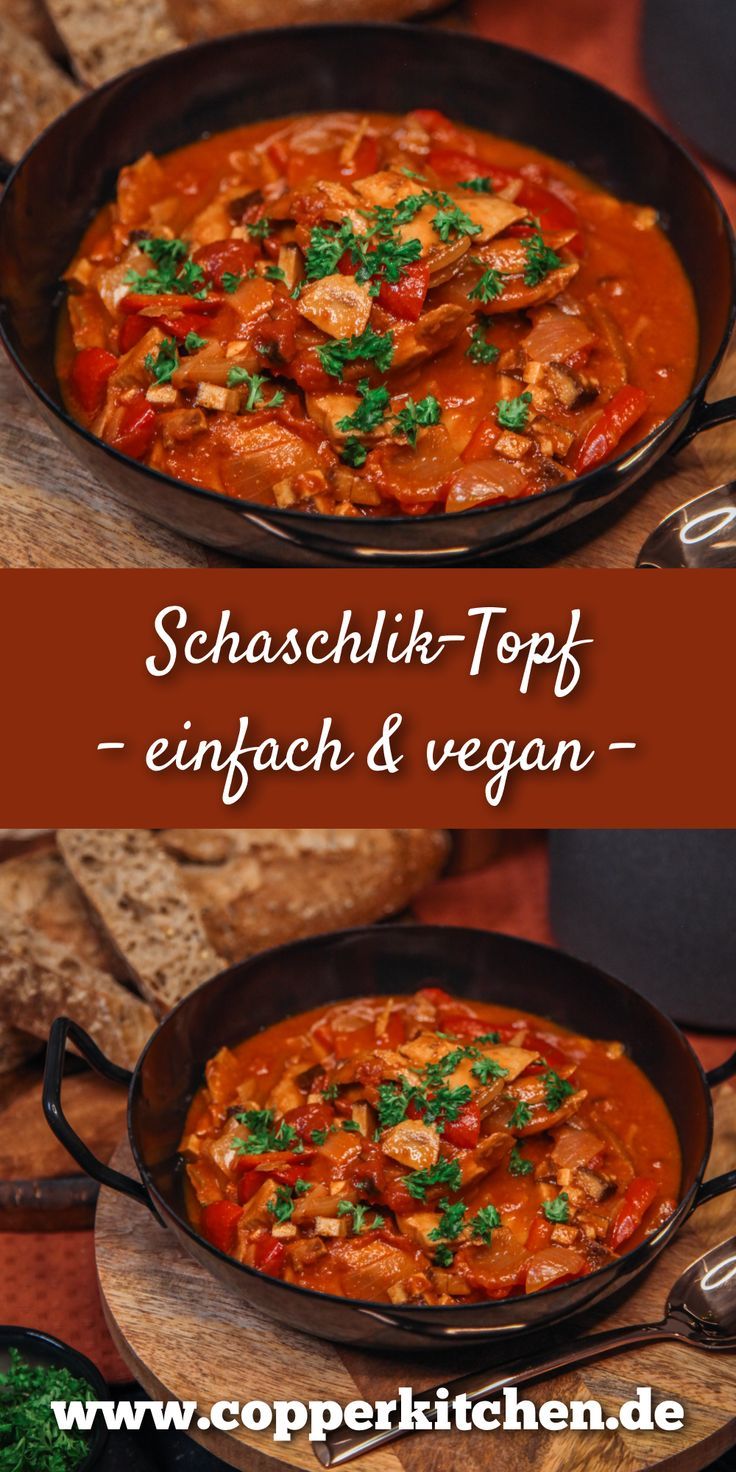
0,1325 -> 108,1469
1,24 -> 735,565
43,925 -> 736,1352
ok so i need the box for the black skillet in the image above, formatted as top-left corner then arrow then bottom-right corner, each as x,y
43,925 -> 736,1352
1,25 -> 735,566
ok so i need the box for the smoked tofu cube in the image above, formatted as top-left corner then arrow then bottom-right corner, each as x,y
395,1212 -> 442,1251
271,1222 -> 298,1240
314,1216 -> 349,1238
146,383 -> 178,406
239,1179 -> 279,1226
193,382 -> 241,413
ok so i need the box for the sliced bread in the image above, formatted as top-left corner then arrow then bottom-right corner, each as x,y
0,16 -> 81,164
169,0 -> 444,43
0,907 -> 156,1070
44,0 -> 181,86
160,828 -> 449,962
57,829 -> 220,1014
0,847 -> 126,980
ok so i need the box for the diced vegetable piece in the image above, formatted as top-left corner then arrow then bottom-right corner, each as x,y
441,1101 -> 481,1150
381,1120 -> 441,1172
111,394 -> 157,460
200,1200 -> 243,1253
525,1245 -> 586,1293
193,238 -> 259,287
377,261 -> 430,322
70,347 -> 118,414
254,1234 -> 287,1277
608,1176 -> 658,1250
571,386 -> 650,475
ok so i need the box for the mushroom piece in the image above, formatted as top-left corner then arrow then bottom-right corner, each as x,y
297,273 -> 372,340
381,1120 -> 441,1171
388,304 -> 467,372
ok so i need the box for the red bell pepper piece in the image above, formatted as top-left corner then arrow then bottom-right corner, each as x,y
118,314 -> 151,353
284,1101 -> 334,1144
441,1100 -> 481,1150
608,1176 -> 658,1251
70,347 -> 117,415
193,237 -> 259,287
200,1199 -> 243,1253
526,1215 -> 554,1252
571,385 -> 650,476
119,291 -> 222,316
378,260 -> 430,322
111,393 -> 157,461
254,1234 -> 287,1277
461,414 -> 501,463
341,134 -> 379,179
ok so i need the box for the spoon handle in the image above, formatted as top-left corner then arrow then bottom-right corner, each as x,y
317,1319 -> 674,1466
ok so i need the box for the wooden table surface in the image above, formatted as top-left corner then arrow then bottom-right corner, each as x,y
96,1086 -> 736,1472
1,0 -> 734,570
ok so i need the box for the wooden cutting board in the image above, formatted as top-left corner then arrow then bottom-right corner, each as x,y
96,1087 -> 736,1472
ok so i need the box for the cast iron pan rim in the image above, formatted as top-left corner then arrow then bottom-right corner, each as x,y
0,1324 -> 108,1468
1,24 -> 734,539
127,922 -> 711,1320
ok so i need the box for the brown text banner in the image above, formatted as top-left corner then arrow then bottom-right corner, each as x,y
0,569 -> 730,827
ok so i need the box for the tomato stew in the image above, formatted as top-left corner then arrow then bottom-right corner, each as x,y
180,988 -> 681,1305
58,110 -> 698,518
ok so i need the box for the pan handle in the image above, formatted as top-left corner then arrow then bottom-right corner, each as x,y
43,1016 -> 157,1216
673,393 -> 736,451
694,1049 -> 736,1208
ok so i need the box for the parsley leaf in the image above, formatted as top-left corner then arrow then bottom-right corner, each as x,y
144,336 -> 179,384
305,221 -> 354,280
460,176 -> 494,194
310,1127 -> 329,1146
341,436 -> 368,468
125,236 -> 208,299
466,323 -> 500,365
183,329 -> 208,353
336,378 -> 390,435
523,230 -> 563,286
470,1204 -> 501,1243
542,1192 -> 570,1223
318,326 -> 395,380
432,202 -> 482,243
475,1031 -> 501,1044
246,216 -> 272,240
265,264 -> 286,281
393,393 -> 442,447
322,1083 -> 339,1102
403,1157 -> 462,1201
0,1347 -> 93,1472
468,267 -> 505,304
428,1197 -> 467,1242
226,366 -> 285,411
426,1083 -> 473,1125
471,1056 -> 509,1085
508,1100 -> 532,1130
340,1120 -> 361,1133
221,271 -> 243,293
233,1108 -> 298,1155
269,1185 -> 297,1223
376,1078 -> 419,1131
496,391 -> 532,431
508,1143 -> 534,1176
433,1242 -> 455,1267
338,1201 -> 384,1233
542,1069 -> 576,1113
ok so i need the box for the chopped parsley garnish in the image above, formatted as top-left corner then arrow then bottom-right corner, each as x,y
433,1243 -> 455,1268
508,1143 -> 534,1176
542,1069 -> 576,1113
460,176 -> 494,194
496,391 -> 532,431
265,264 -> 286,281
338,1201 -> 384,1233
423,1047 -> 467,1089
125,236 -> 208,298
427,1083 -> 473,1124
183,329 -> 208,353
305,222 -> 352,280
0,1347 -> 93,1472
305,218 -> 421,294
341,436 -> 368,468
246,216 -> 271,240
233,1108 -> 298,1156
144,336 -> 179,384
523,230 -> 563,286
226,367 -> 285,411
376,1078 -> 420,1131
466,323 -> 500,365
470,1204 -> 501,1243
393,394 -> 441,447
340,1120 -> 361,1133
542,1192 -> 570,1223
432,202 -> 482,242
322,1083 -> 339,1101
429,1197 -> 467,1242
310,1127 -> 329,1146
317,326 -> 395,380
221,271 -> 243,293
336,379 -> 390,435
508,1100 -> 532,1130
468,267 -> 505,304
475,1031 -> 501,1044
471,1056 -> 509,1085
403,1157 -> 462,1201
401,167 -> 428,182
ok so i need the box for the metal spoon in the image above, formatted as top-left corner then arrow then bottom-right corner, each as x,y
315,1235 -> 736,1466
637,483 -> 736,567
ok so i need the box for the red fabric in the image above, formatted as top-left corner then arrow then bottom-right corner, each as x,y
0,1229 -> 130,1382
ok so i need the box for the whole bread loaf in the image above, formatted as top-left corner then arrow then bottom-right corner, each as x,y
0,908 -> 156,1069
57,829 -> 220,1014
